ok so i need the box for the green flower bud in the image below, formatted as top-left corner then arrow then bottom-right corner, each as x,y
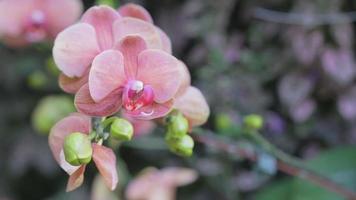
168,113 -> 189,137
244,114 -> 264,130
63,132 -> 93,166
110,118 -> 134,141
96,0 -> 118,8
167,135 -> 194,157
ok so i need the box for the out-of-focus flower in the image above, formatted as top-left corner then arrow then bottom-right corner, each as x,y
48,113 -> 118,191
53,4 -> 171,94
321,48 -> 356,85
289,98 -> 316,123
278,72 -> 314,107
0,0 -> 83,47
290,29 -> 323,65
126,167 -> 198,200
265,112 -> 285,135
337,86 -> 356,121
74,36 -> 186,119
174,86 -> 210,128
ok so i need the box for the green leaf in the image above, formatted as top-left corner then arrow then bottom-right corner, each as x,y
255,146 -> 356,200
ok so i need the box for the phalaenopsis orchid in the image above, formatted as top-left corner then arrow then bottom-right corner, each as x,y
48,3 -> 209,191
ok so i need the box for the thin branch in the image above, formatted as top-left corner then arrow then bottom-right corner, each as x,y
193,133 -> 356,200
253,7 -> 356,26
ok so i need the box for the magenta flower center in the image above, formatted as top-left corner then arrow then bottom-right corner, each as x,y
123,80 -> 154,111
24,10 -> 47,42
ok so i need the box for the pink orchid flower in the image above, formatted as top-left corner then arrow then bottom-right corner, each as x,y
174,86 -> 210,128
74,35 -> 186,119
53,4 -> 171,94
126,167 -> 198,200
0,0 -> 82,47
48,113 -> 118,191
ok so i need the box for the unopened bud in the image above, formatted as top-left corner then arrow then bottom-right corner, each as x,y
110,118 -> 134,141
244,114 -> 264,130
167,135 -> 194,157
63,132 -> 93,166
168,113 -> 189,137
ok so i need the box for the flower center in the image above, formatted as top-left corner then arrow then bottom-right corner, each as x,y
24,10 -> 47,42
123,80 -> 154,111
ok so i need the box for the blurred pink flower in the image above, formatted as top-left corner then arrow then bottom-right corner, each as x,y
321,48 -> 356,85
174,86 -> 210,128
74,36 -> 186,119
53,4 -> 171,94
337,86 -> 356,120
126,167 -> 198,200
48,113 -> 118,191
0,0 -> 83,47
289,98 -> 316,123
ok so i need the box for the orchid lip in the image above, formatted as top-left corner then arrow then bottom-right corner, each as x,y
123,80 -> 155,112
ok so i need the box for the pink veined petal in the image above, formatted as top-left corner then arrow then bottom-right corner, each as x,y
81,5 -> 121,50
174,86 -> 210,127
92,144 -> 118,191
53,23 -> 100,78
113,17 -> 162,50
175,61 -> 191,97
59,72 -> 89,94
156,27 -> 172,54
161,167 -> 198,186
125,100 -> 173,120
43,0 -> 83,37
48,113 -> 91,174
137,50 -> 182,103
125,168 -> 159,200
89,50 -> 126,102
115,35 -> 147,79
66,165 -> 86,192
75,84 -> 123,117
118,3 -> 153,23
0,0 -> 34,36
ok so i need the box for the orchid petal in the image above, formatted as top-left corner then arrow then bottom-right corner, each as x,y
113,17 -> 162,50
66,165 -> 86,192
92,144 -> 118,191
115,35 -> 147,79
53,23 -> 100,78
75,84 -> 122,117
48,113 -> 91,174
89,50 -> 126,102
59,72 -> 89,94
156,27 -> 172,54
81,5 -> 121,50
118,3 -> 153,23
137,50 -> 182,103
174,87 -> 210,127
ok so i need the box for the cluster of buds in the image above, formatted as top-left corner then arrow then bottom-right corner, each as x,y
47,3 -> 210,192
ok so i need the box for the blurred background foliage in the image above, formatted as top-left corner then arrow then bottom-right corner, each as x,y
1,0 -> 356,199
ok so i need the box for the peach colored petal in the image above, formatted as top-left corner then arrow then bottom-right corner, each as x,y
48,113 -> 91,174
81,5 -> 121,50
113,17 -> 162,50
75,84 -> 122,117
156,27 -> 172,54
118,3 -> 153,23
89,50 -> 126,102
44,0 -> 83,37
161,167 -> 198,186
137,50 -> 182,103
66,165 -> 86,192
59,72 -> 89,94
115,35 -> 147,79
174,87 -> 210,127
175,61 -> 191,97
92,144 -> 118,191
53,23 -> 100,78
125,100 -> 173,120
